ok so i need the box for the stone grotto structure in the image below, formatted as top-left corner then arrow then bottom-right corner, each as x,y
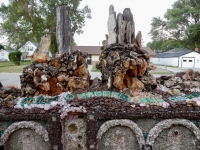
1,5 -> 200,150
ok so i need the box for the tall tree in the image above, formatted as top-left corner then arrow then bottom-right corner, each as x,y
0,0 -> 91,53
147,39 -> 184,52
0,44 -> 4,50
149,0 -> 200,50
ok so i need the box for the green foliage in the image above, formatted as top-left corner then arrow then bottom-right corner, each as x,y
91,65 -> 100,72
0,44 -> 4,50
0,0 -> 91,53
149,0 -> 200,50
147,39 -> 184,52
8,51 -> 21,65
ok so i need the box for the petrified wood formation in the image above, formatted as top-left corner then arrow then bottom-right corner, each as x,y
32,34 -> 51,63
56,6 -> 72,54
103,5 -> 137,48
97,44 -> 156,93
97,5 -> 157,93
21,50 -> 89,96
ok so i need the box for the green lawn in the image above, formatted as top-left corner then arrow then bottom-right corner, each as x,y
91,65 -> 100,72
149,71 -> 175,74
0,61 -> 31,73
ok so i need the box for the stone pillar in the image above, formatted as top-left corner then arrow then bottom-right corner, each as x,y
107,5 -> 117,45
56,6 -> 72,54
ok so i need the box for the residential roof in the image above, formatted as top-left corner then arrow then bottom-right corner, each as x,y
153,48 -> 195,58
72,46 -> 157,56
0,49 -> 15,53
73,46 -> 101,55
141,47 -> 157,56
30,41 -> 38,47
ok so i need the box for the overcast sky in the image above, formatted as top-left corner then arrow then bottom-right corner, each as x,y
0,0 -> 176,46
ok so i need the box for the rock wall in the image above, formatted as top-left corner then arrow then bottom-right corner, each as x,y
20,50 -> 90,97
1,101 -> 200,150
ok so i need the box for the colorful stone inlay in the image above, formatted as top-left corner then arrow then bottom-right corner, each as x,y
66,91 -> 165,104
20,95 -> 60,108
169,92 -> 200,102
19,91 -> 166,108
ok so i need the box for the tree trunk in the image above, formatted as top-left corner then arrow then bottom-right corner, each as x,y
56,6 -> 72,54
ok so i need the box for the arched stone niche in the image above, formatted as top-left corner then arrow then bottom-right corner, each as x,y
97,119 -> 145,150
0,121 -> 50,150
146,119 -> 200,149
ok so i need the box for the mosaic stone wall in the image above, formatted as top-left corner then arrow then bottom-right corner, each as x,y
0,117 -> 200,149
99,126 -> 140,150
153,126 -> 196,150
62,119 -> 86,150
4,129 -> 50,150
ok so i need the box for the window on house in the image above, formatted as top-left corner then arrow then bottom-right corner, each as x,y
29,47 -> 33,51
87,54 -> 92,65
183,60 -> 187,62
1,53 -> 4,56
189,60 -> 193,62
27,47 -> 33,51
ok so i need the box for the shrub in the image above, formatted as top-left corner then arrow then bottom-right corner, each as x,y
8,51 -> 21,65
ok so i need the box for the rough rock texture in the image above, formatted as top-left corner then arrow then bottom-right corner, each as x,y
62,119 -> 86,150
107,5 -> 117,45
32,34 -> 51,63
103,5 -> 136,48
97,119 -> 144,150
56,6 -> 72,54
21,50 -> 90,96
97,5 -> 157,93
3,4 -> 200,150
0,86 -> 20,108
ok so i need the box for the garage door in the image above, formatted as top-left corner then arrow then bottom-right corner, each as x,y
182,57 -> 194,68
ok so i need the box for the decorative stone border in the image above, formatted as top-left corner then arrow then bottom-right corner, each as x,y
0,121 -> 49,145
97,119 -> 145,150
146,119 -> 200,146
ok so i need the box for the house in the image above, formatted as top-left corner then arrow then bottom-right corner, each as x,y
18,42 -> 156,65
73,46 -> 101,65
19,41 -> 38,59
19,41 -> 54,60
73,46 -> 156,65
152,48 -> 200,68
0,49 -> 15,61
141,47 -> 157,62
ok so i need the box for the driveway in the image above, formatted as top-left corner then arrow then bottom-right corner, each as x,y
154,65 -> 200,73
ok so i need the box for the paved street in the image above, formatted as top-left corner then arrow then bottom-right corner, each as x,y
0,73 -> 22,87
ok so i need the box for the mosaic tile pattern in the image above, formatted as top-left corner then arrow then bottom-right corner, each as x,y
169,92 -> 199,102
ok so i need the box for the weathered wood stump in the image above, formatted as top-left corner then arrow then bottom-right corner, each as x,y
56,6 -> 72,54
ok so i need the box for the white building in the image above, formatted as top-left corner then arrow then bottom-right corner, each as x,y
19,41 -> 38,59
153,48 -> 200,68
0,49 -> 16,61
